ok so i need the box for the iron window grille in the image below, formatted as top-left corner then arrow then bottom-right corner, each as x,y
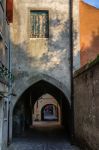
30,10 -> 49,38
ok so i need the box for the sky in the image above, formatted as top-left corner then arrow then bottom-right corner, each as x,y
83,0 -> 99,8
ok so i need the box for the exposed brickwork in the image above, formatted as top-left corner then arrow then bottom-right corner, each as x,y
74,62 -> 99,150
80,1 -> 99,66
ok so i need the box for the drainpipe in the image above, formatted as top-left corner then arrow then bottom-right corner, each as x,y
69,0 -> 75,142
7,24 -> 12,145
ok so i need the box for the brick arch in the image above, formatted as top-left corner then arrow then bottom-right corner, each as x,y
12,73 -> 70,110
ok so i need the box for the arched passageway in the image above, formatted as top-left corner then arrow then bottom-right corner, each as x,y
33,93 -> 61,124
13,80 -> 71,138
41,104 -> 59,121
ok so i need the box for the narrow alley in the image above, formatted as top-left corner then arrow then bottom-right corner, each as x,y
8,126 -> 80,150
0,0 -> 99,149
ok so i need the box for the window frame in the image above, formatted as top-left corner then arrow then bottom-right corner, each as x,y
30,10 -> 49,39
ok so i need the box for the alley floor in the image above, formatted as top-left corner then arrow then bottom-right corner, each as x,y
8,125 -> 80,150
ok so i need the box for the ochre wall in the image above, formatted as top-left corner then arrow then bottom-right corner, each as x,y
80,1 -> 99,66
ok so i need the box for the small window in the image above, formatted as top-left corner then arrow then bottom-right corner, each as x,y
5,45 -> 8,67
0,38 -> 4,63
0,0 -> 4,8
4,101 -> 7,119
30,10 -> 49,38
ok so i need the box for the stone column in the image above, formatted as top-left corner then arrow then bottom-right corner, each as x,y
8,101 -> 13,144
0,97 -> 8,150
53,105 -> 56,117
2,98 -> 9,150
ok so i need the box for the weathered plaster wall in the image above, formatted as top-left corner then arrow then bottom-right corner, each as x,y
0,1 -> 10,67
10,0 -> 73,107
0,0 -> 10,149
73,0 -> 80,71
74,62 -> 99,150
80,1 -> 99,66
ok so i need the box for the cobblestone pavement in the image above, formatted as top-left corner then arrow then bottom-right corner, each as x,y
8,127 -> 80,150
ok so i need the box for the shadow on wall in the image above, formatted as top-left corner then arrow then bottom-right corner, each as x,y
10,4 -> 99,90
11,22 -> 79,82
11,0 -> 99,84
10,3 -> 81,85
11,28 -> 99,83
81,29 -> 99,66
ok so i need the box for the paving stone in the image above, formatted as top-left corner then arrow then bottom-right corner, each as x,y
8,128 -> 80,150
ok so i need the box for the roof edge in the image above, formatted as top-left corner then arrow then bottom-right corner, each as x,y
82,0 -> 99,9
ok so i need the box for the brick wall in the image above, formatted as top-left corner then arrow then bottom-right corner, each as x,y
74,61 -> 99,149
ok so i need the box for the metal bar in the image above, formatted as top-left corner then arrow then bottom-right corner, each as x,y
30,11 -> 48,38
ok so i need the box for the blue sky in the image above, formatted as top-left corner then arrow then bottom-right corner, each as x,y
83,0 -> 99,8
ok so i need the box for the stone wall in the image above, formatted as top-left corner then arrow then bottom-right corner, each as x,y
0,0 -> 11,149
74,61 -> 99,150
10,0 -> 80,107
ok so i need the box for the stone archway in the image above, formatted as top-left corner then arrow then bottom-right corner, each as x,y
9,74 -> 71,143
12,79 -> 71,138
41,104 -> 59,121
11,74 -> 71,110
33,93 -> 61,123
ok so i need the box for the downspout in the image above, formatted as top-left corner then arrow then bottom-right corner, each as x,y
7,0 -> 14,144
69,0 -> 74,142
7,24 -> 12,145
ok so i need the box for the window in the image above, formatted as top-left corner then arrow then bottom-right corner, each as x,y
30,10 -> 49,38
5,44 -> 8,67
0,37 -> 3,63
0,0 -> 3,4
0,0 -> 4,8
4,101 -> 7,119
